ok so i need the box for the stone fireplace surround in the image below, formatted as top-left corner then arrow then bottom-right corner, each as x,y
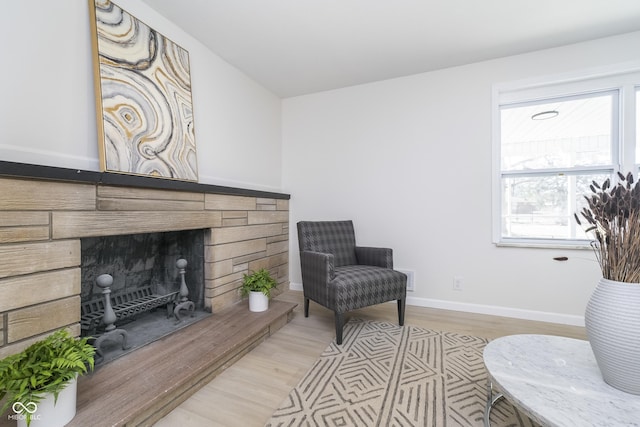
0,161 -> 293,424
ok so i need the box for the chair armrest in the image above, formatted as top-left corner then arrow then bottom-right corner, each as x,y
300,251 -> 335,305
355,246 -> 393,268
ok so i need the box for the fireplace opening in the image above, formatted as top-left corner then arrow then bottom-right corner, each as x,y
80,229 -> 208,365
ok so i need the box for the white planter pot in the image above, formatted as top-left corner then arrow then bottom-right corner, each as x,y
249,291 -> 269,312
585,278 -> 640,395
16,376 -> 77,427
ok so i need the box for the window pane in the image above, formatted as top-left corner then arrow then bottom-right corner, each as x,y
502,173 -> 609,239
501,94 -> 613,171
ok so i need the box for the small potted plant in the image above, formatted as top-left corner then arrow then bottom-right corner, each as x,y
241,268 -> 278,312
0,329 -> 95,427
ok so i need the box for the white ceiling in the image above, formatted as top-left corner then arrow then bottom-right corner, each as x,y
141,0 -> 640,98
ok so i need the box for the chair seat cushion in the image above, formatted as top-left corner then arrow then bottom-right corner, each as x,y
330,265 -> 407,312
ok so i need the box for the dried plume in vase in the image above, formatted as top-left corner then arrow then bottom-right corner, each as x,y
576,171 -> 640,283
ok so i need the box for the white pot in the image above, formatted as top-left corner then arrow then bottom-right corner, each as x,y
585,278 -> 640,395
249,291 -> 269,312
15,376 -> 77,427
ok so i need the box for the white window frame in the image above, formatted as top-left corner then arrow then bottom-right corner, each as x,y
492,61 -> 640,248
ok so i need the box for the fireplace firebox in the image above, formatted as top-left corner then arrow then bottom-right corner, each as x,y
79,230 -> 207,363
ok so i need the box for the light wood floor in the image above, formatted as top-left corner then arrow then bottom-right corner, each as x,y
153,290 -> 586,427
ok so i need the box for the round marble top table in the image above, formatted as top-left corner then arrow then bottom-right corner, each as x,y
483,334 -> 640,427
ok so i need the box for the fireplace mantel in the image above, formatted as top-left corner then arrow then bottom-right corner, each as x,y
0,161 -> 290,360
0,160 -> 289,200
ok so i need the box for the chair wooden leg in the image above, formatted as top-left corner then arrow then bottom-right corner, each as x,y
304,298 -> 310,317
335,312 -> 344,345
397,298 -> 405,326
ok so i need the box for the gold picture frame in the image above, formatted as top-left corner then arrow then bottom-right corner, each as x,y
88,0 -> 198,181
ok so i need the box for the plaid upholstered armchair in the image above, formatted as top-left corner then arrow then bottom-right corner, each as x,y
297,220 -> 407,344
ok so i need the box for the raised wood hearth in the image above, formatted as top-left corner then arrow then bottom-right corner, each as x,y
0,300 -> 296,427
0,299 -> 295,426
70,300 -> 296,426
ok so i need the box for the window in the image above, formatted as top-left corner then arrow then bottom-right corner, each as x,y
493,66 -> 640,247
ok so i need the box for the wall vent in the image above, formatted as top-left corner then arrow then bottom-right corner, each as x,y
397,269 -> 415,292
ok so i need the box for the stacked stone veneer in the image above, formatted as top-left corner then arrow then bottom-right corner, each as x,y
0,176 -> 289,359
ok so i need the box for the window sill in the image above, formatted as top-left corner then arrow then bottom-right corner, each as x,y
495,241 -> 592,250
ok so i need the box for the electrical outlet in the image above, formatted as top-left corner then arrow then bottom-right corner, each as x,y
453,276 -> 463,291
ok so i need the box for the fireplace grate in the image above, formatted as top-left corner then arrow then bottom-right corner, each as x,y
81,286 -> 180,332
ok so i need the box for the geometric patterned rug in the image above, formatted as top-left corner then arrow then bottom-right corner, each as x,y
265,319 -> 539,427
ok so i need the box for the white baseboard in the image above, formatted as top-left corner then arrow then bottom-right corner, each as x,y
288,281 -> 584,327
406,296 -> 584,327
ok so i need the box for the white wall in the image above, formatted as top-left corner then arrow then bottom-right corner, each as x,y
0,1 -> 282,192
282,31 -> 640,325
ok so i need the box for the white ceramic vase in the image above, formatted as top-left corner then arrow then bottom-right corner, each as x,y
249,291 -> 269,312
16,376 -> 77,427
585,278 -> 640,395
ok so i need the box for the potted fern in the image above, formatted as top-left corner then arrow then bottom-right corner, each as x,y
575,171 -> 640,395
241,268 -> 278,312
0,329 -> 95,427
